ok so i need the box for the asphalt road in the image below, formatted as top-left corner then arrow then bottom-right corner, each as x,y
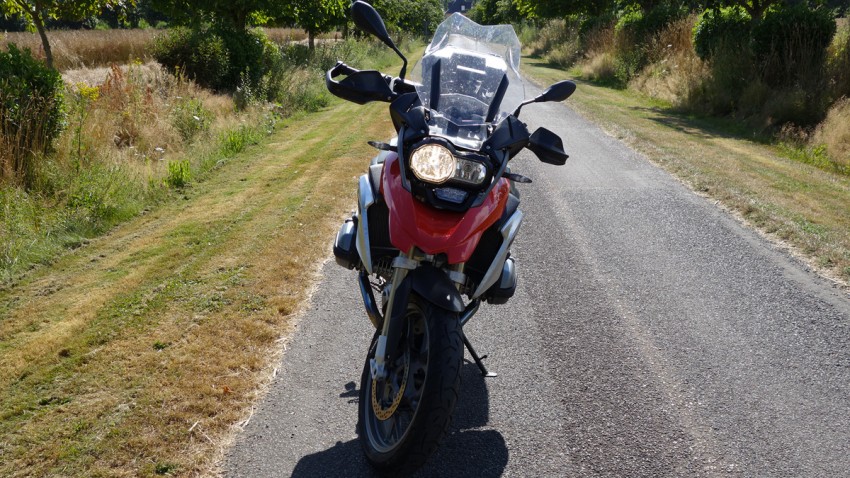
224,89 -> 850,477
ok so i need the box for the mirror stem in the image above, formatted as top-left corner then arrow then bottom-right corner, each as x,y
512,99 -> 532,118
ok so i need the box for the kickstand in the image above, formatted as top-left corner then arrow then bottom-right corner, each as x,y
462,333 -> 497,378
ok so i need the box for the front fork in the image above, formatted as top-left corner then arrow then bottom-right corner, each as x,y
370,249 -> 416,380
366,249 -> 493,380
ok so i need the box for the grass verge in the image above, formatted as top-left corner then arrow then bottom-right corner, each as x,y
523,56 -> 850,286
0,97 -> 394,477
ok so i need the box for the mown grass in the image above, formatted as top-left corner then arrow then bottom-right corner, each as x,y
0,96 -> 396,477
523,57 -> 850,285
0,38 -> 415,476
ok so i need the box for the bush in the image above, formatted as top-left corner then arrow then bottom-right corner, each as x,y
751,5 -> 836,88
0,44 -> 65,188
614,3 -> 687,83
692,6 -> 752,60
218,28 -> 278,93
153,27 -> 230,90
528,18 -> 583,67
154,26 -> 282,93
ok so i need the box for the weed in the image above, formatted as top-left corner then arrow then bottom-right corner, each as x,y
165,160 -> 191,189
154,462 -> 177,475
171,98 -> 212,142
219,126 -> 263,158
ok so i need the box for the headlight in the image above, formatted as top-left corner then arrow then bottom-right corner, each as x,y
454,158 -> 488,186
410,144 -> 456,184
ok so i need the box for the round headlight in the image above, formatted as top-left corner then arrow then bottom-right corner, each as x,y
410,144 -> 456,184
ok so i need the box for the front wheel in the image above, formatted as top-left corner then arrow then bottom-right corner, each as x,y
358,293 -> 463,475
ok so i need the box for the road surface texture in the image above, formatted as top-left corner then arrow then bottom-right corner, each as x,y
224,87 -> 850,477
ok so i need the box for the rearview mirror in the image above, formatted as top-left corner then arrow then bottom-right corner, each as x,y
512,80 -> 577,118
350,1 -> 408,80
352,1 -> 394,50
537,80 -> 577,103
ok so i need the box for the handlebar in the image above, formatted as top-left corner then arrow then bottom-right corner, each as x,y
326,61 -> 417,105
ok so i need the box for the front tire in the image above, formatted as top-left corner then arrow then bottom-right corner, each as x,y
358,293 -> 463,475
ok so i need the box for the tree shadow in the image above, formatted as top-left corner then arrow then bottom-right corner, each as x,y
291,361 -> 508,478
626,105 -> 774,144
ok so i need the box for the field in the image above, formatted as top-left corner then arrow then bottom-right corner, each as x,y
1,28 -> 319,71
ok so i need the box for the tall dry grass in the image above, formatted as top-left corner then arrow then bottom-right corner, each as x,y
813,97 -> 850,170
631,15 -> 709,106
528,18 -> 583,68
263,27 -> 309,44
0,27 -> 325,72
579,25 -> 618,83
1,29 -> 158,71
0,94 -> 55,186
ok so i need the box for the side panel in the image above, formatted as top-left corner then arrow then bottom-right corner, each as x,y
472,209 -> 524,299
356,174 -> 377,274
381,154 -> 510,264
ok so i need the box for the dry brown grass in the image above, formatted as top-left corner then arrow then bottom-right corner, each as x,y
53,61 -> 243,190
813,97 -> 850,168
579,25 -> 618,81
631,16 -> 710,107
262,27 -> 308,44
1,29 -> 158,71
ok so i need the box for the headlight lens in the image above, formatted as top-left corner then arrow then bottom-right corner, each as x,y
454,158 -> 488,186
410,144 -> 456,184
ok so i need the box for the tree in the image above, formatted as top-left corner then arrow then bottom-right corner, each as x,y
513,0 -> 617,18
0,0 -> 129,69
148,0 -> 285,31
283,0 -> 346,49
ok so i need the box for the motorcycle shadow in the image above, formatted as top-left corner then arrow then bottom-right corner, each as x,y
291,361 -> 509,478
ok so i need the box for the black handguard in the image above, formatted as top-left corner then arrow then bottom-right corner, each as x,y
326,61 -> 396,105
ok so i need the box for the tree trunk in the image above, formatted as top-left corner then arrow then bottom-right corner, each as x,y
32,7 -> 54,69
14,0 -> 54,69
308,30 -> 315,50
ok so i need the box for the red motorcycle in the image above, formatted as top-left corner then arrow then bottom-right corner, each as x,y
328,2 -> 575,474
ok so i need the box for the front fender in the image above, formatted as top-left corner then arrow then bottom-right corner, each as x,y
407,264 -> 464,313
384,264 -> 464,364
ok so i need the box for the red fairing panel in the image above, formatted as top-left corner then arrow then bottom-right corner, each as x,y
380,154 -> 509,264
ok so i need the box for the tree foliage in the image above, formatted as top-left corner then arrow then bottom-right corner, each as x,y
468,0 -> 522,25
281,0 -> 347,48
147,0 -> 286,31
368,0 -> 445,37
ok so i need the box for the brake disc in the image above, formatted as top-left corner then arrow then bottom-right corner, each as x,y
371,351 -> 410,421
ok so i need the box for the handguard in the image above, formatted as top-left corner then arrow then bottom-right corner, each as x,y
326,61 -> 396,104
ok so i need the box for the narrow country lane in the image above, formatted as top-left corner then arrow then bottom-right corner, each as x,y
224,85 -> 850,477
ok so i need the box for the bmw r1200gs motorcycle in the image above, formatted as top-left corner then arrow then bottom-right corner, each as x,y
327,2 -> 576,474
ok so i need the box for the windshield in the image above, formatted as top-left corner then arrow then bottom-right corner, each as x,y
411,13 -> 524,150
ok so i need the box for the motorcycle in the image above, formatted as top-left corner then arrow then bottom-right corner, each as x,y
327,2 -> 575,474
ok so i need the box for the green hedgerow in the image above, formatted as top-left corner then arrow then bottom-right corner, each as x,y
0,44 -> 66,188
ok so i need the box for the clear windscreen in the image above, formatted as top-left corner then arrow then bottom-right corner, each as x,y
410,13 -> 524,150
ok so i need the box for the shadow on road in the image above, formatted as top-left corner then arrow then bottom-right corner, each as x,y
291,361 -> 509,478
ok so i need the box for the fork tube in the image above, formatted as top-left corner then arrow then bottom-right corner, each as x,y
372,249 -> 414,380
